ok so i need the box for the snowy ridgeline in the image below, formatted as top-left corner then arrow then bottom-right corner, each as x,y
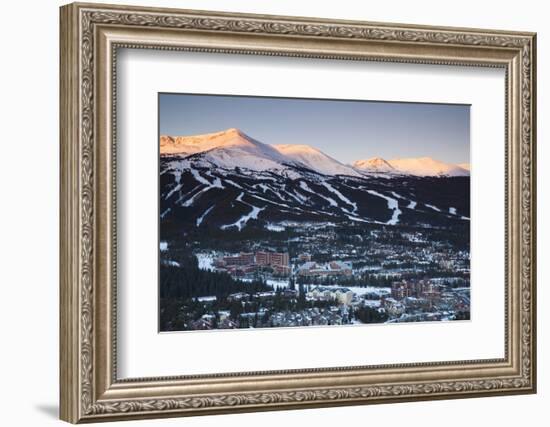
160,129 -> 470,233
160,128 -> 469,178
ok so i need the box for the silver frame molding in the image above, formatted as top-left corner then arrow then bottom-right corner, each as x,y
60,2 -> 537,423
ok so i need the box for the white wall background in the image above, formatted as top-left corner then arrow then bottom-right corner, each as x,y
0,0 -> 545,426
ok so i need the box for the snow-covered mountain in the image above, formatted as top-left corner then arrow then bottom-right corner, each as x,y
159,129 -> 470,233
354,156 -> 468,177
160,158 -> 470,233
160,128 -> 261,156
353,157 -> 396,173
161,128 -> 299,173
273,144 -> 360,177
458,163 -> 471,171
160,128 -> 363,176
160,128 -> 469,178
387,157 -> 469,177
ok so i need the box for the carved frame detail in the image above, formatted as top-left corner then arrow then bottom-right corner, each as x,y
60,2 -> 536,423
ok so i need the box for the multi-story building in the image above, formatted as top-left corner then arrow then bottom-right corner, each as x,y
255,251 -> 289,267
329,261 -> 352,275
220,252 -> 256,266
215,250 -> 290,277
334,288 -> 354,305
223,255 -> 245,266
391,280 -> 415,299
239,252 -> 255,265
241,264 -> 258,274
297,261 -> 352,277
255,251 -> 269,265
269,252 -> 289,266
306,286 -> 353,306
391,279 -> 441,301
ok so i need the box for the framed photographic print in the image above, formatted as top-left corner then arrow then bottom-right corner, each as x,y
60,2 -> 537,423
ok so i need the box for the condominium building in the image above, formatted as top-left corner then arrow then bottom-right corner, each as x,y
255,251 -> 289,267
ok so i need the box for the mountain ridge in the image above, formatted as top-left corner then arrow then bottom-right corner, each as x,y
272,143 -> 361,177
160,128 -> 469,178
160,128 -> 470,233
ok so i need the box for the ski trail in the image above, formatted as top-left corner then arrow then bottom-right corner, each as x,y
366,190 -> 402,225
196,205 -> 215,226
321,181 -> 358,213
425,203 -> 441,212
221,205 -> 265,231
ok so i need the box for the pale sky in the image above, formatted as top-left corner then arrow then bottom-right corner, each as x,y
159,93 -> 470,164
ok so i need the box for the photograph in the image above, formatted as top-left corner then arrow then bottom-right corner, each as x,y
158,93 -> 471,332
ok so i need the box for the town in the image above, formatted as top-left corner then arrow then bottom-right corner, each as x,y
159,221 -> 470,331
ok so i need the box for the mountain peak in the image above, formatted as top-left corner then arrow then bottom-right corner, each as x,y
353,157 -> 395,173
222,127 -> 246,137
160,128 -> 255,155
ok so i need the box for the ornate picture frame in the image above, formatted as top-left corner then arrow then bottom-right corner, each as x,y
60,2 -> 536,423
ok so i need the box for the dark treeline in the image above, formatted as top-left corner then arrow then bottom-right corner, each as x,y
160,254 -> 271,300
355,306 -> 388,323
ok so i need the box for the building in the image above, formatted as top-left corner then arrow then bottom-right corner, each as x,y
255,251 -> 289,267
218,311 -> 231,322
297,261 -> 317,275
298,253 -> 311,262
227,292 -> 249,302
391,281 -> 415,299
439,259 -> 455,270
306,286 -> 354,306
334,288 -> 354,305
272,264 -> 291,276
297,260 -> 352,277
239,252 -> 255,265
255,251 -> 270,266
222,255 -> 245,266
222,252 -> 255,266
329,261 -> 352,275
270,252 -> 289,266
391,279 -> 440,301
196,296 -> 217,303
217,250 -> 289,269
